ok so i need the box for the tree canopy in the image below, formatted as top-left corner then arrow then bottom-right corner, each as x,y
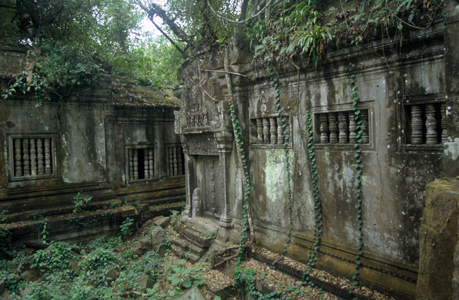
1,0 -> 183,104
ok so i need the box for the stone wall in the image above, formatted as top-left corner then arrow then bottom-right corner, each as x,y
0,45 -> 185,244
174,1 -> 459,298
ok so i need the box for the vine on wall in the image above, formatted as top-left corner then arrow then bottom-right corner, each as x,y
348,60 -> 364,296
269,63 -> 294,269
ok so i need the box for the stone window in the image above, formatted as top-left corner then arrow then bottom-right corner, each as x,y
250,114 -> 292,148
403,101 -> 446,146
314,109 -> 370,145
8,135 -> 56,181
167,145 -> 184,177
126,145 -> 155,183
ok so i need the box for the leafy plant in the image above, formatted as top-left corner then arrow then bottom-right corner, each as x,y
120,217 -> 134,236
167,265 -> 204,290
72,192 -> 93,214
31,241 -> 75,272
82,247 -> 119,272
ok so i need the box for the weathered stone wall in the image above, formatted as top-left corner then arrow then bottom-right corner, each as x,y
175,1 -> 459,298
0,45 -> 185,244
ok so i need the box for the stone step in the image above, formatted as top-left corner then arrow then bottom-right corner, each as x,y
176,224 -> 213,248
170,236 -> 207,257
171,245 -> 200,263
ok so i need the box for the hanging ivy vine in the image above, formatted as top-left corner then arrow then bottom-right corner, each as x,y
268,63 -> 294,269
348,60 -> 364,297
302,110 -> 323,292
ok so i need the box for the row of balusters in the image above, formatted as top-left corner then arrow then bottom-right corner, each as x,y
318,110 -> 370,144
13,138 -> 53,177
128,148 -> 154,181
409,103 -> 447,144
168,146 -> 184,176
255,116 -> 290,144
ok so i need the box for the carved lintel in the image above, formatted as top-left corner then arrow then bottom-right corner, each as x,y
188,134 -> 218,155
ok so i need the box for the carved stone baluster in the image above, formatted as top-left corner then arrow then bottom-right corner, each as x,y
37,139 -> 44,175
144,149 -> 149,179
277,117 -> 283,144
441,103 -> 448,143
329,113 -> 338,144
263,118 -> 269,144
361,110 -> 370,144
411,105 -> 423,144
169,148 -> 174,176
30,138 -> 37,176
256,119 -> 263,143
173,147 -> 178,176
177,148 -> 182,175
338,112 -> 348,144
349,113 -> 357,144
426,104 -> 438,144
44,138 -> 51,174
285,117 -> 290,141
23,139 -> 30,176
149,149 -> 154,178
133,149 -> 138,180
320,114 -> 329,143
15,139 -> 22,177
270,117 -> 277,144
128,149 -> 133,180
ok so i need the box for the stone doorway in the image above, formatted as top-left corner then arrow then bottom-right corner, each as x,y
194,155 -> 222,220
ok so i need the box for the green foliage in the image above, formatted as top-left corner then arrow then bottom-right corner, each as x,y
0,210 -> 11,253
72,192 -> 93,214
244,0 -> 442,67
112,35 -> 183,86
1,0 -> 181,106
233,268 -> 288,300
82,247 -> 119,272
120,217 -> 134,236
31,241 -> 75,272
167,265 -> 204,290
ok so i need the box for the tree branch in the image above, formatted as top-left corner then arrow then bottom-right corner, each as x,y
148,16 -> 184,55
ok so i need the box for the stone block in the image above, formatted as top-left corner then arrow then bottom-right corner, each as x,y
106,267 -> 120,281
141,219 -> 155,230
120,205 -> 137,218
175,285 -> 205,300
137,273 -> 153,290
0,279 -> 4,295
154,216 -> 170,228
137,204 -> 149,212
417,180 -> 459,300
151,226 -> 165,245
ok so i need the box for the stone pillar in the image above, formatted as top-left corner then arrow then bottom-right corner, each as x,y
443,0 -> 459,177
181,135 -> 192,218
417,180 -> 459,300
215,130 -> 234,229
